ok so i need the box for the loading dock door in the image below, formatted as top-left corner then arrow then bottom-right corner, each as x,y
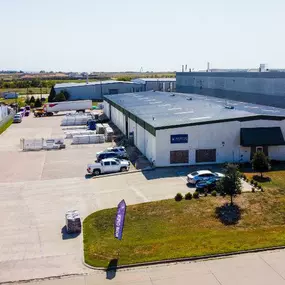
170,150 -> 189,164
196,149 -> 216,163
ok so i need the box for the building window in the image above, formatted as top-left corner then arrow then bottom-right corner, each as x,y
196,149 -> 216,163
170,150 -> 189,164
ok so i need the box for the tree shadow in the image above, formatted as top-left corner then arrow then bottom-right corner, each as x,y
215,203 -> 241,225
61,226 -> 81,240
253,175 -> 271,183
106,259 -> 118,280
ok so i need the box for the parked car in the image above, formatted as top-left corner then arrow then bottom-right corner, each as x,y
96,151 -> 121,162
13,114 -> 22,123
19,107 -> 26,117
96,146 -> 128,160
25,106 -> 31,116
196,177 -> 218,192
87,158 -> 130,176
187,170 -> 224,185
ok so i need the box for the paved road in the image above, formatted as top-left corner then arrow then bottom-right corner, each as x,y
9,249 -> 285,285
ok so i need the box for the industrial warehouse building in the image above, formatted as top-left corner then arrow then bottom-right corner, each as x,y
54,80 -> 143,101
176,71 -> 285,109
103,91 -> 285,167
131,78 -> 176,92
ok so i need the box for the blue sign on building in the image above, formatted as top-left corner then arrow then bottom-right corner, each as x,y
171,134 -> 188,144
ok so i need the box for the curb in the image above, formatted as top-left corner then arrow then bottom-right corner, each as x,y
91,167 -> 155,179
82,245 -> 285,271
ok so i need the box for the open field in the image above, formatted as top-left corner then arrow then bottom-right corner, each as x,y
0,87 -> 49,95
84,169 -> 285,268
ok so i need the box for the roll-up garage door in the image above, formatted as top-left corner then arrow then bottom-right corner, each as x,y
196,149 -> 216,163
170,150 -> 189,164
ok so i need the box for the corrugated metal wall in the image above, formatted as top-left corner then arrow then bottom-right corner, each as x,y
176,72 -> 285,108
55,82 -> 143,101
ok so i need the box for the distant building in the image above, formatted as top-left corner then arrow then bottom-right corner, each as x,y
131,78 -> 176,92
54,80 -> 144,101
176,70 -> 285,109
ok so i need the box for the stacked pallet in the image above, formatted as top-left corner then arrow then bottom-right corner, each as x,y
61,116 -> 90,126
72,134 -> 105,144
64,130 -> 96,139
105,127 -> 114,142
65,210 -> 81,234
96,123 -> 105,134
62,126 -> 87,131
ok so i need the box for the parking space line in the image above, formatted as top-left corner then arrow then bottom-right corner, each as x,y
130,186 -> 149,203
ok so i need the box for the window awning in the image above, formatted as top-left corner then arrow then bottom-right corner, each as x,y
240,127 -> 285,147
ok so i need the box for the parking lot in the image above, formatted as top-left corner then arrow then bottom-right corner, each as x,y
0,114 -> 199,283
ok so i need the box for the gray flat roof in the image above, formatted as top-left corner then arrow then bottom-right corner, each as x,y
54,80 -> 139,89
104,91 -> 285,129
132,78 -> 176,83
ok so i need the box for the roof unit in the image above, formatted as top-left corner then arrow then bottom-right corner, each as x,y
225,105 -> 234,110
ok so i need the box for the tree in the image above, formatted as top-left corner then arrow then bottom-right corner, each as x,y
48,86 -> 56,102
30,96 -> 36,104
55,91 -> 66,102
25,96 -> 30,105
252,151 -> 271,178
216,164 -> 242,205
34,98 -> 42,108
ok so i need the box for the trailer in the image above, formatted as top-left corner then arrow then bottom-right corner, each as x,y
36,100 -> 92,116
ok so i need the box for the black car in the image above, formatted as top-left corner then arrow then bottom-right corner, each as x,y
96,152 -> 120,162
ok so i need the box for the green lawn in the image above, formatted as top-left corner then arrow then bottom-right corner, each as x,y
83,174 -> 285,267
0,117 -> 13,135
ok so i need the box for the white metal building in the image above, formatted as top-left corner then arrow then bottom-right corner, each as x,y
103,91 -> 285,167
131,78 -> 176,92
0,104 -> 9,122
54,80 -> 143,101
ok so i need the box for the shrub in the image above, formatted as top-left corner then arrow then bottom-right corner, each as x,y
237,189 -> 242,194
254,181 -> 258,187
175,193 -> 183,201
258,184 -> 262,190
260,187 -> 264,192
252,187 -> 255,192
204,192 -> 208,197
211,190 -> 217,197
245,178 -> 249,183
193,191 -> 199,199
185,192 -> 192,200
250,179 -> 254,185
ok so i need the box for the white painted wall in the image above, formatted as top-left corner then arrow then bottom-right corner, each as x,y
155,119 -> 285,167
110,105 -> 125,134
103,101 -> 110,118
0,105 -> 8,121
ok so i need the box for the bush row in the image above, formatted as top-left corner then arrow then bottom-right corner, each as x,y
175,190 -> 218,201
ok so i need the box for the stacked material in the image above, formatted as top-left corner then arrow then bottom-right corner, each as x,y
72,134 -> 105,144
102,123 -> 110,128
65,130 -> 96,139
61,116 -> 90,126
96,123 -> 105,134
62,126 -> 87,131
65,210 -> 81,234
105,127 -> 114,142
21,138 -> 65,151
20,138 -> 44,151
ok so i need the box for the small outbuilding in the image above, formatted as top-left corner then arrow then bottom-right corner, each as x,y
103,91 -> 285,167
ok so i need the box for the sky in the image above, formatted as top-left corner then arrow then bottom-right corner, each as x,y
0,0 -> 285,72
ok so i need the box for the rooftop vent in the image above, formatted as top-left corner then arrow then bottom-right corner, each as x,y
187,97 -> 192,101
225,105 -> 234,110
170,94 -> 175,97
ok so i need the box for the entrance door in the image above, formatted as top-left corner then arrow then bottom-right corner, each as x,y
250,146 -> 268,159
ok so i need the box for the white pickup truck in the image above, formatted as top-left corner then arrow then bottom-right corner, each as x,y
87,158 -> 130,176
